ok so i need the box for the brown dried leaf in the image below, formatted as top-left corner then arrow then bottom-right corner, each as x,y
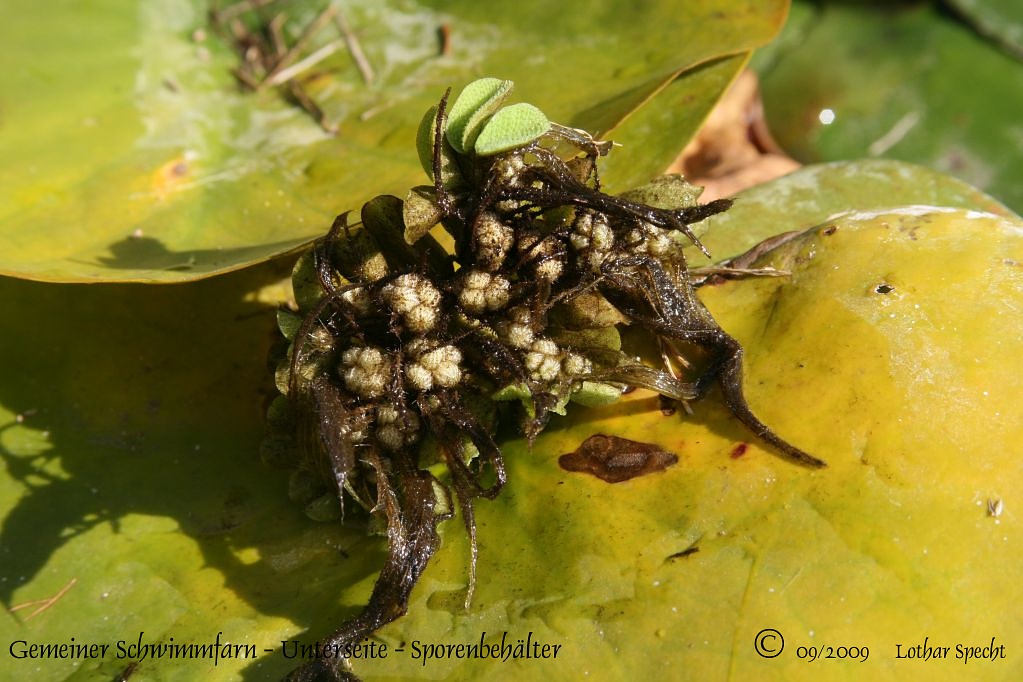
669,70 -> 800,201
558,434 -> 678,483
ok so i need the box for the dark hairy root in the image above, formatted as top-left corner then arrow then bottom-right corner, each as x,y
285,461 -> 450,682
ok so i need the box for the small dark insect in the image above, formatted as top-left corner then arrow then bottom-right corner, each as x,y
267,78 -> 824,682
558,434 -> 678,483
666,546 -> 700,561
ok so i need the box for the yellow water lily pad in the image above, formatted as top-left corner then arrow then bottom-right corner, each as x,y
344,205 -> 1023,680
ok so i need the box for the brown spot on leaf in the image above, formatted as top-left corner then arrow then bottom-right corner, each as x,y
558,434 -> 678,483
730,442 -> 749,459
151,153 -> 194,200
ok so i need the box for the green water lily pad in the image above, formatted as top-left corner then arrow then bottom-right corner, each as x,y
1,0 -> 786,283
690,158 -> 1015,263
757,1 -> 1023,213
947,0 -> 1023,59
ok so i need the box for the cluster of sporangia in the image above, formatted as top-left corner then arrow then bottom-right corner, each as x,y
264,78 -> 823,681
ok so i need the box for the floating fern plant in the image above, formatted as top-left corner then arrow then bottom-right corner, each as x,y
264,77 -> 824,681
